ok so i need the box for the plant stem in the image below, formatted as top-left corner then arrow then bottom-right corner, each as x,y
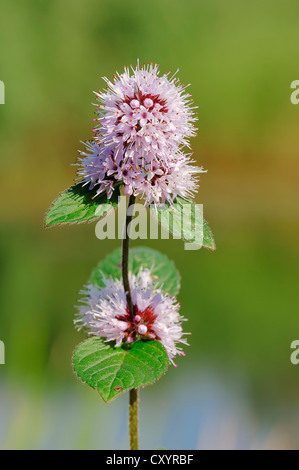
122,194 -> 135,315
121,194 -> 139,450
129,388 -> 139,450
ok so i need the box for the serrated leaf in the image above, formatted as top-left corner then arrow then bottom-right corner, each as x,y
155,196 -> 216,251
73,338 -> 169,402
44,182 -> 120,228
89,246 -> 181,296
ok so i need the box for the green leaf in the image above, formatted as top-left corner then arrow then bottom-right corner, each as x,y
89,246 -> 181,296
44,182 -> 120,228
73,338 -> 169,402
155,196 -> 216,251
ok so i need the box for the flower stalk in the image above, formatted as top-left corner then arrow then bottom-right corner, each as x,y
122,194 -> 136,316
129,388 -> 139,451
122,194 -> 139,450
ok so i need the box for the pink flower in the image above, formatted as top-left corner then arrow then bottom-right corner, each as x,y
77,62 -> 205,205
75,268 -> 189,364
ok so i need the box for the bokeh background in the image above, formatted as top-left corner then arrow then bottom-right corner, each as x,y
0,0 -> 299,450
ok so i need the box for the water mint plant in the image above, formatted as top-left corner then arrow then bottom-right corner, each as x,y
45,61 -> 215,450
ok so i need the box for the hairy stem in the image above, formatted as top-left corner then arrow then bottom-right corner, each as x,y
122,194 -> 139,450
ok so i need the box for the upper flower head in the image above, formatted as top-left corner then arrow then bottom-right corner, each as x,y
94,62 -> 196,163
75,267 -> 189,365
77,62 -> 205,205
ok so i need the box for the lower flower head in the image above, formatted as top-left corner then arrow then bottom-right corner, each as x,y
75,268 -> 189,365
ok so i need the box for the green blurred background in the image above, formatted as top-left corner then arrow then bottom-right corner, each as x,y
0,0 -> 299,449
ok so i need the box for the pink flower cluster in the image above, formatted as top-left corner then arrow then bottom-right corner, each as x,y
75,268 -> 189,364
77,62 -> 205,205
